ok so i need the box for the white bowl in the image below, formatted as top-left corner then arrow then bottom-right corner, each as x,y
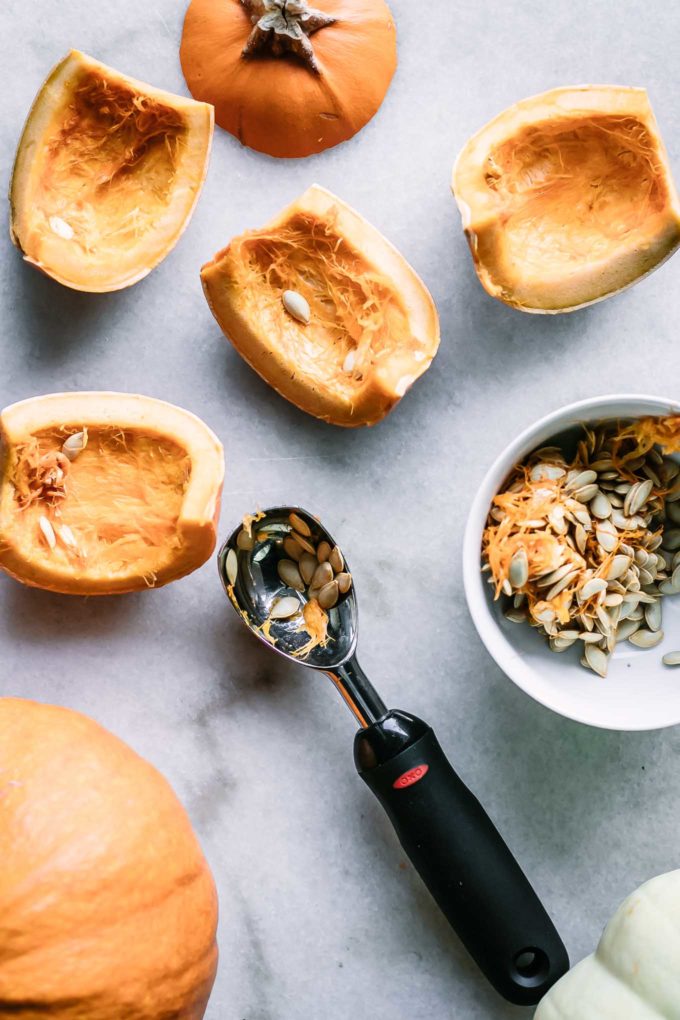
464,395 -> 680,731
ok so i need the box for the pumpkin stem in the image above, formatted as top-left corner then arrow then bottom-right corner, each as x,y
241,0 -> 336,73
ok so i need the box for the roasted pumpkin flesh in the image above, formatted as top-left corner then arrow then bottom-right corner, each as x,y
2,428 -> 190,585
228,214 -> 414,399
487,114 -> 670,272
27,73 -> 187,268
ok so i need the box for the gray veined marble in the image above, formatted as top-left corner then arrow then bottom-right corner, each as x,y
1,0 -> 680,1017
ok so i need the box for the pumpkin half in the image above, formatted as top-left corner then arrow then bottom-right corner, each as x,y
0,697 -> 218,1018
201,184 -> 439,427
10,50 -> 213,292
452,86 -> 680,313
180,0 -> 397,158
0,392 -> 224,595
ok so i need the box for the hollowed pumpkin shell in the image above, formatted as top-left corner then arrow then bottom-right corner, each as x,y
201,184 -> 439,427
452,86 -> 680,313
10,50 -> 213,292
0,393 -> 224,595
0,697 -> 218,1018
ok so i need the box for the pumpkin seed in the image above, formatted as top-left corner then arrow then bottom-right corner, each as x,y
666,480 -> 680,502
343,350 -> 356,374
226,548 -> 238,585
584,643 -> 609,677
316,541 -> 331,563
289,512 -> 312,537
606,555 -> 631,581
38,515 -> 56,550
663,529 -> 680,551
282,290 -> 310,324
299,553 -> 317,584
662,458 -> 680,481
638,566 -> 656,587
616,618 -> 641,642
318,580 -> 339,609
596,528 -> 618,554
625,479 -> 653,517
662,651 -> 680,666
629,628 -> 664,648
49,215 -> 74,239
283,536 -> 303,561
549,506 -> 568,534
509,548 -> 529,588
336,571 -> 352,594
311,561 -> 334,590
579,577 -> 608,601
642,463 -> 661,486
62,429 -> 88,461
57,523 -> 77,549
603,592 -> 623,607
329,545 -> 344,574
531,463 -> 566,481
270,596 -> 301,620
538,562 -> 574,588
574,522 -> 588,553
237,529 -> 255,551
566,470 -> 597,491
579,632 -> 605,643
590,491 -> 611,519
505,607 -> 527,623
574,483 -> 599,503
277,559 -> 305,590
666,501 -> 680,525
290,531 -> 316,556
545,569 -> 579,601
644,600 -> 662,631
659,579 -> 680,596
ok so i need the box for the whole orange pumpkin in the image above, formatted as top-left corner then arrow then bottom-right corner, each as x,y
180,0 -> 397,157
0,698 -> 218,1018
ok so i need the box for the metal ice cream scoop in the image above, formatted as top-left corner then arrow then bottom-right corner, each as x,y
217,506 -> 568,1006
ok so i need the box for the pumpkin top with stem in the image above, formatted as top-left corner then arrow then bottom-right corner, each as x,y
241,0 -> 336,71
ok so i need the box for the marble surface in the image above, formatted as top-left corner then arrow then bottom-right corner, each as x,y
2,1 -> 680,1016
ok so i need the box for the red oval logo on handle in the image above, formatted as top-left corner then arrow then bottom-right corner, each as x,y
393,763 -> 429,789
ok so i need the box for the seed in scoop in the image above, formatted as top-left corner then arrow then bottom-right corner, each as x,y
299,553 -> 317,584
329,546 -> 344,574
277,559 -> 305,591
270,596 -> 301,620
336,571 -> 352,594
311,561 -> 333,589
318,580 -> 339,609
316,541 -> 331,563
289,512 -> 311,537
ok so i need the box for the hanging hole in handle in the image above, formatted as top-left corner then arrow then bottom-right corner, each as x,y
512,947 -> 550,986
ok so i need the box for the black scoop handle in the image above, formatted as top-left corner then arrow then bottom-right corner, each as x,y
354,711 -> 569,1006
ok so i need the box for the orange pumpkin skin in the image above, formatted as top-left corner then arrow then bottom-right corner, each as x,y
0,697 -> 218,1018
180,0 -> 397,158
0,392 -> 225,595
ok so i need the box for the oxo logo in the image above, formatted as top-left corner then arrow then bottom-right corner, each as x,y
393,763 -> 429,789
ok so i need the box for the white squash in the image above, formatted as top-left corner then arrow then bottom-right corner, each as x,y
536,870 -> 680,1019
